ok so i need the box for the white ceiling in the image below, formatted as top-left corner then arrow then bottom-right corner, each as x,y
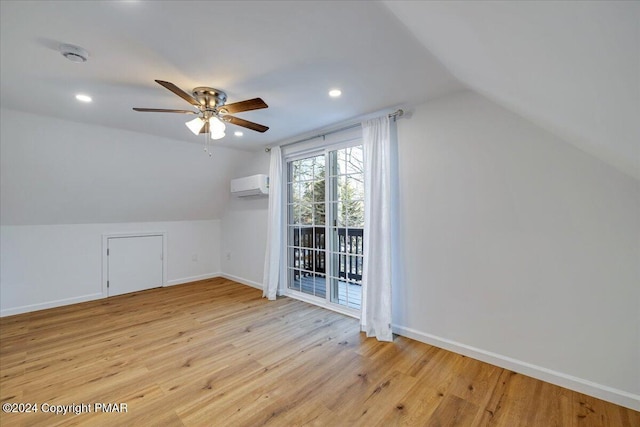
383,1 -> 640,179
0,0 -> 460,150
1,1 -> 637,178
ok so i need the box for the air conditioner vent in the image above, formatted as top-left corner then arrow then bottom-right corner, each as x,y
230,174 -> 269,197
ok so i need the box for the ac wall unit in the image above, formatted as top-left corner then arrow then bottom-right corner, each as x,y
230,174 -> 269,197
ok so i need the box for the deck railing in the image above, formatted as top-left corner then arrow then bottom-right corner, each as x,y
293,226 -> 363,282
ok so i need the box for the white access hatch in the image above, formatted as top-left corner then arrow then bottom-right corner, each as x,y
107,235 -> 164,297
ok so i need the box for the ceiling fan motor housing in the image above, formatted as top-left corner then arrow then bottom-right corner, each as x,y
192,87 -> 227,109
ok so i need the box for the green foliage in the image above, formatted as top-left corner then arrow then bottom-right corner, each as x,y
291,147 -> 364,227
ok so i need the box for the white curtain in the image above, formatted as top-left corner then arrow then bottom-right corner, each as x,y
262,146 -> 282,300
361,116 -> 393,341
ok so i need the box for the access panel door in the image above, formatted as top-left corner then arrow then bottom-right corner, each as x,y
107,235 -> 163,297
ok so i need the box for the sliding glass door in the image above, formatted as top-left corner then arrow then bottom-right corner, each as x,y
286,144 -> 364,312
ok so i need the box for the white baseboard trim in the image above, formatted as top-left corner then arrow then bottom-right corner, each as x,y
0,293 -> 104,318
1,273 -> 226,317
219,273 -> 262,290
166,273 -> 221,287
392,324 -> 640,411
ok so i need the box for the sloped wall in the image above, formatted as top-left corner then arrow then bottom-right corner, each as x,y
0,109 -> 253,315
1,109 -> 248,225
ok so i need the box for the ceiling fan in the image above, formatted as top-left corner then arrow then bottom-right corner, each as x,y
133,80 -> 269,141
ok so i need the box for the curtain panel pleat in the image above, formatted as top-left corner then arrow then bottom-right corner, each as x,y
262,146 -> 282,300
361,116 -> 393,341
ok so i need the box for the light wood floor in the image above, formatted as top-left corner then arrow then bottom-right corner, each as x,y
1,278 -> 637,426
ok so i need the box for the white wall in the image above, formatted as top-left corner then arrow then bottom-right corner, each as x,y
220,151 -> 270,288
217,91 -> 639,409
0,220 -> 221,316
393,91 -> 639,408
0,108 -> 255,315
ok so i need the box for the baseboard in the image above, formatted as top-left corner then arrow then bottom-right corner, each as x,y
392,324 -> 640,411
166,272 -> 221,287
0,293 -> 104,318
1,273 -> 224,317
219,273 -> 263,290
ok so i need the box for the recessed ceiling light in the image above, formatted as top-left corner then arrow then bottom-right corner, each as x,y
234,131 -> 243,137
329,89 -> 342,98
75,94 -> 92,103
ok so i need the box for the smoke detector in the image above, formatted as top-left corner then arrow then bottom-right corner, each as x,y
59,43 -> 89,63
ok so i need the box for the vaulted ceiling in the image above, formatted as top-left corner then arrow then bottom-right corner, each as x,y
383,1 -> 639,179
1,1 -> 637,178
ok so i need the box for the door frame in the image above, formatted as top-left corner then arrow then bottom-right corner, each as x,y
101,231 -> 167,298
281,136 -> 364,319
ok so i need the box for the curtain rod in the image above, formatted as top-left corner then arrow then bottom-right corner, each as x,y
264,109 -> 404,153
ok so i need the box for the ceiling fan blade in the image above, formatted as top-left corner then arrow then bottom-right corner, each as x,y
199,120 -> 209,134
219,98 -> 268,114
133,108 -> 197,114
224,116 -> 269,133
155,80 -> 201,107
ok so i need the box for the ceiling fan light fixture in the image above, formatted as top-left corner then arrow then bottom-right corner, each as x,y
209,116 -> 225,133
209,116 -> 226,140
185,116 -> 204,135
210,131 -> 225,140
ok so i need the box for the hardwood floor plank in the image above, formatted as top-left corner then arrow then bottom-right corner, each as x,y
428,394 -> 480,427
446,356 -> 503,407
1,278 -> 637,426
376,382 -> 444,426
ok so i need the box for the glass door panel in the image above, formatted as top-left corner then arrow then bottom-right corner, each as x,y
326,146 -> 364,310
286,145 -> 363,311
287,154 -> 326,299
